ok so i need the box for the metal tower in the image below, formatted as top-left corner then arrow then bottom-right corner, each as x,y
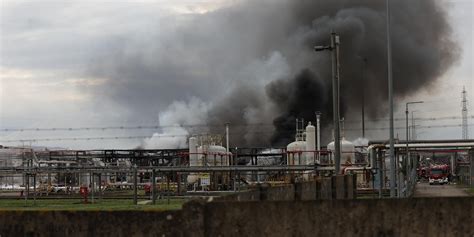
462,87 -> 469,139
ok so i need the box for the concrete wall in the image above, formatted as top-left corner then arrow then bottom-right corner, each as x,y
204,198 -> 474,237
0,210 -> 186,237
1,198 -> 473,237
223,176 -> 356,201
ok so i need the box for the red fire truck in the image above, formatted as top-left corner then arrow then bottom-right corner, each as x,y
428,164 -> 450,185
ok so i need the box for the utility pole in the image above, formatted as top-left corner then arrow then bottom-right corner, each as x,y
316,112 -> 321,152
360,57 -> 367,138
133,165 -> 138,205
462,87 -> 469,140
386,0 -> 396,198
314,32 -> 342,174
405,101 -> 423,198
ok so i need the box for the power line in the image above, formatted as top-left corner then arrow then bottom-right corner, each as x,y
0,123 -> 274,133
345,123 -> 474,131
3,115 -> 474,133
344,115 -> 474,123
0,131 -> 283,143
1,123 -> 473,143
0,135 -> 155,143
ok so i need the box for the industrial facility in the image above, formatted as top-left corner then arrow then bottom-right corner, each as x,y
0,118 -> 473,203
1,0 -> 473,236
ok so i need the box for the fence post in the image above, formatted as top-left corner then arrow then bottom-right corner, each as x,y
152,169 -> 156,204
133,166 -> 138,205
335,175 -> 345,200
470,150 -> 474,188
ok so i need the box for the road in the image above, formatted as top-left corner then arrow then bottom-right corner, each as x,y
414,182 -> 468,197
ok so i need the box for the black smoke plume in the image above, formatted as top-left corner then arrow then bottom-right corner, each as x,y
92,0 -> 459,147
210,0 -> 458,146
266,69 -> 330,146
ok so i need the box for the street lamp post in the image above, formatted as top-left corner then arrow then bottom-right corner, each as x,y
386,0 -> 396,198
358,56 -> 368,138
315,32 -> 341,174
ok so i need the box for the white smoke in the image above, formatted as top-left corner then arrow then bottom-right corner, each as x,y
144,97 -> 210,149
143,53 -> 289,149
352,137 -> 369,146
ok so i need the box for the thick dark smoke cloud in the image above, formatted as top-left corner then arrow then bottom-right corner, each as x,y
266,69 -> 330,146
90,0 -> 459,147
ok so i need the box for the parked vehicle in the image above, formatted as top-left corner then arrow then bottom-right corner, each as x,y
428,164 -> 450,185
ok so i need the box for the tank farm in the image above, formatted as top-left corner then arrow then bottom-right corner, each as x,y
1,119 -> 472,203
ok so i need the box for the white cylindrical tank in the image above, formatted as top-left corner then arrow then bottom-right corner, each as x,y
188,141 -> 231,185
305,122 -> 316,165
200,145 -> 229,166
187,137 -> 199,184
327,137 -> 355,167
189,137 -> 198,166
287,141 -> 306,165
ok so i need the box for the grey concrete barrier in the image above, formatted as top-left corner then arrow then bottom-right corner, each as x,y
1,197 -> 472,237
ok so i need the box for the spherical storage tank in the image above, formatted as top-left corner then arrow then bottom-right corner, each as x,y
327,137 -> 355,166
287,141 -> 307,165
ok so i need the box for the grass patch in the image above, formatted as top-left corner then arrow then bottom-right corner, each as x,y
0,199 -> 186,211
356,195 -> 381,199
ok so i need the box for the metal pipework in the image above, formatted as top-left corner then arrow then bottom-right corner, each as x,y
387,142 -> 474,148
342,144 -> 380,173
369,139 -> 474,145
342,145 -> 383,199
1,165 -> 322,175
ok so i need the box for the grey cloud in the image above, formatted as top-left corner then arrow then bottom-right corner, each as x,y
1,0 -> 460,148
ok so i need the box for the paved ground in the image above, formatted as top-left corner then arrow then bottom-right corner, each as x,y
414,182 -> 468,197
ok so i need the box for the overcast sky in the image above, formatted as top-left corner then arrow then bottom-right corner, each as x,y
0,0 -> 472,149
392,0 -> 473,140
